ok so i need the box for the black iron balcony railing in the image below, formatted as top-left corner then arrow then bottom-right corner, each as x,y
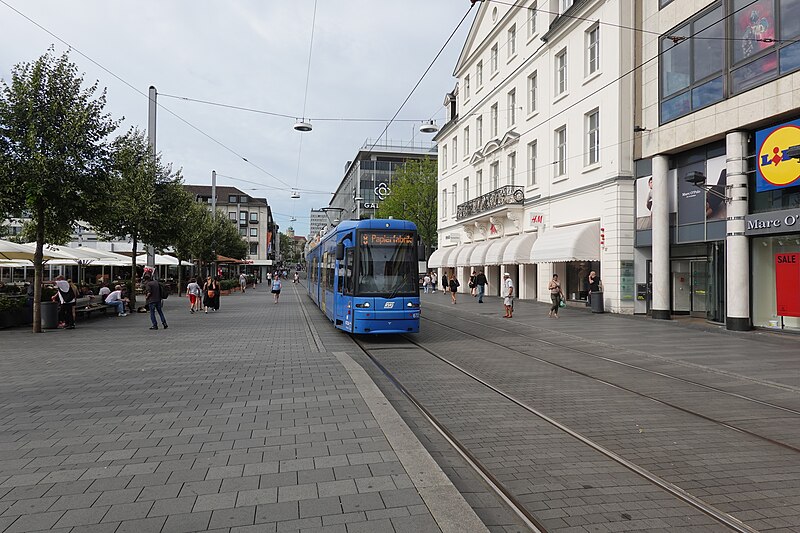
456,185 -> 524,220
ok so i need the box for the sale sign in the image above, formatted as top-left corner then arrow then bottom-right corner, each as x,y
775,253 -> 800,317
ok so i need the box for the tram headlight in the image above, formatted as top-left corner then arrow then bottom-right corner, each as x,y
406,302 -> 419,308
355,302 -> 371,308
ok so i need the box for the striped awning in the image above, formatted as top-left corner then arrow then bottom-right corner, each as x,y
530,222 -> 600,262
427,246 -> 457,268
502,232 -> 538,264
485,237 -> 513,265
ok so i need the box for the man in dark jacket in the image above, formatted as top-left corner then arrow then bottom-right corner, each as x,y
144,274 -> 168,330
475,270 -> 488,303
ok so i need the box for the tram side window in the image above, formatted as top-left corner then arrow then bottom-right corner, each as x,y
328,254 -> 335,291
342,249 -> 354,295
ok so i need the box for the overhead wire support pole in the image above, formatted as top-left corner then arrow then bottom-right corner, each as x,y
147,86 -> 157,275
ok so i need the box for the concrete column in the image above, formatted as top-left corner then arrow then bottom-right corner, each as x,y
651,155 -> 671,319
725,131 -> 751,331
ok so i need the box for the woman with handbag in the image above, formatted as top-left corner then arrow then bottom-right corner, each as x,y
203,276 -> 218,313
548,273 -> 564,318
468,271 -> 477,297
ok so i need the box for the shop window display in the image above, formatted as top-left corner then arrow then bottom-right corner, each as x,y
752,235 -> 800,330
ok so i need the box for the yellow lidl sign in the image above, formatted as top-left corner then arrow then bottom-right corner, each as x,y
756,119 -> 800,192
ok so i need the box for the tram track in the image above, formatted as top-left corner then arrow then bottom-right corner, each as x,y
352,334 -> 759,533
418,314 -> 800,454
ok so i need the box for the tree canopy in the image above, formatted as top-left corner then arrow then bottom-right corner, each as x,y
375,157 -> 437,247
0,48 -> 119,331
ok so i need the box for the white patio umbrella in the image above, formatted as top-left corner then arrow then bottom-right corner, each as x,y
0,240 -> 72,261
135,253 -> 180,266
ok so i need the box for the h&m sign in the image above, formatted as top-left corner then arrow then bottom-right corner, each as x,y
529,213 -> 544,227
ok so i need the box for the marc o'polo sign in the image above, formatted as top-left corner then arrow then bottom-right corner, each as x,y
745,208 -> 800,236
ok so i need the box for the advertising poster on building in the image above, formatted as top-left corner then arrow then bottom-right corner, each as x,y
677,161 -> 706,225
756,119 -> 800,192
705,154 -> 727,221
775,253 -> 800,317
733,0 -> 775,65
636,170 -> 678,230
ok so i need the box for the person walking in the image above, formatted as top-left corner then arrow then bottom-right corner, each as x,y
144,274 -> 168,330
548,273 -> 564,318
468,271 -> 478,297
476,270 -> 488,303
202,276 -> 218,313
423,273 -> 431,293
448,273 -> 460,304
271,274 -> 282,304
441,272 -> 449,295
239,272 -> 247,293
187,277 -> 201,313
54,275 -> 76,329
293,271 -> 299,284
430,271 -> 437,293
502,272 -> 514,318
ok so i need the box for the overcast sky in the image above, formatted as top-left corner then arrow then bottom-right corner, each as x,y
1,1 -> 475,236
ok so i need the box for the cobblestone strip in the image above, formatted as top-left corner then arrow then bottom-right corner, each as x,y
333,352 -> 489,533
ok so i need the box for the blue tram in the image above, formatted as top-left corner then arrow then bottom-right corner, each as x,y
306,219 -> 422,334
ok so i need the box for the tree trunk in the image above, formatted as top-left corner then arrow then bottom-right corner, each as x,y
32,202 -> 45,333
177,256 -> 184,297
130,234 -> 138,308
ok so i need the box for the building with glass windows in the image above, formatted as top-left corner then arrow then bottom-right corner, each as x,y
635,0 -> 800,331
185,185 -> 278,279
429,0 -> 638,313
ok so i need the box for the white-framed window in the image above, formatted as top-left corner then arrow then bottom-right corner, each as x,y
239,211 -> 247,223
477,169 -> 483,196
451,184 -> 458,215
249,212 -> 258,222
250,227 -> 258,237
491,104 -> 498,137
476,61 -> 483,88
527,2 -> 537,38
491,44 -> 498,73
556,48 -> 567,95
239,227 -> 247,236
507,152 -> 516,185
442,145 -> 448,169
452,136 -> 458,165
441,189 -> 447,218
490,162 -> 499,190
463,177 -> 470,202
527,140 -> 537,186
228,195 -> 237,203
476,116 -> 483,147
555,126 -> 567,176
560,0 -> 573,13
507,89 -> 516,127
464,75 -> 470,100
464,127 -> 470,156
586,109 -> 600,165
527,71 -> 537,114
587,24 -> 600,75
228,212 -> 237,221
507,25 -> 516,58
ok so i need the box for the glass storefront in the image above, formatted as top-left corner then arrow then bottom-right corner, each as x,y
752,235 -> 800,331
565,261 -> 600,301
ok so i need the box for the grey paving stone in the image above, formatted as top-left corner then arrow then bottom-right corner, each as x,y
193,491 -> 238,512
237,487 -> 279,507
344,517 -> 394,533
278,483 -> 319,502
208,505 -> 256,529
148,496 -> 197,517
53,506 -> 109,528
101,501 -> 154,522
161,510 -> 212,533
3,511 -> 64,533
299,496 -> 344,518
340,492 -> 385,514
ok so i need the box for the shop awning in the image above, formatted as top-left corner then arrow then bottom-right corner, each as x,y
455,243 -> 479,267
502,232 -> 538,264
530,222 -> 600,262
427,246 -> 457,268
485,237 -> 513,265
468,240 -> 492,266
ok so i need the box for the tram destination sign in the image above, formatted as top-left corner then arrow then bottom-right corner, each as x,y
744,207 -> 800,236
360,232 -> 415,246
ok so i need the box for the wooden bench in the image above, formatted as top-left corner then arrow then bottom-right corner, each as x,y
75,295 -> 115,320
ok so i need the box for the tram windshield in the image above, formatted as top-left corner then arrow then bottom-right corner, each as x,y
355,231 -> 417,296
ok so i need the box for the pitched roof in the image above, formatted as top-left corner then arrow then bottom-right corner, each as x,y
183,184 -> 268,207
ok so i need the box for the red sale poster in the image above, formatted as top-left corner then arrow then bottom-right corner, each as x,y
775,253 -> 800,317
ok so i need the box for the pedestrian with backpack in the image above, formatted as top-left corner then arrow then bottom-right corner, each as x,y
449,273 -> 460,304
143,273 -> 168,330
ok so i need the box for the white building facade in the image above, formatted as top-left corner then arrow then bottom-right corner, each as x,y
635,0 -> 800,331
429,0 -> 637,313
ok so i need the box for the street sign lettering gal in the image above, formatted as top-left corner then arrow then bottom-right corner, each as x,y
756,119 -> 800,192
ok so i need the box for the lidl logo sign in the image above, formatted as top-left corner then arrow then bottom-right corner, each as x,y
756,119 -> 800,192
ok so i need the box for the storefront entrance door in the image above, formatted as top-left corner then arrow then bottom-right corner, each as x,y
690,259 -> 708,317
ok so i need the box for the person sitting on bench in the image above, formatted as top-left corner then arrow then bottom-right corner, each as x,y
105,285 -> 129,317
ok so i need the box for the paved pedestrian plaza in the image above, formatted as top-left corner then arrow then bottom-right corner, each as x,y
0,285 -> 483,533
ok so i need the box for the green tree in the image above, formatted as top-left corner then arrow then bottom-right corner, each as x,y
92,128 -> 189,306
375,157 -> 437,249
0,49 -> 119,332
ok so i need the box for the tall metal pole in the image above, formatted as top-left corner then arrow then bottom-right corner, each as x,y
146,86 -> 158,274
211,170 -> 217,279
